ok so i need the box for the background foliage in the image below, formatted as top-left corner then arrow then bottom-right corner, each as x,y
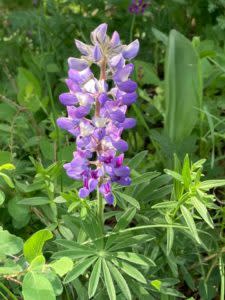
0,0 -> 225,299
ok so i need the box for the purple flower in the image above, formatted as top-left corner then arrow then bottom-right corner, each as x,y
57,23 -> 139,204
128,0 -> 149,15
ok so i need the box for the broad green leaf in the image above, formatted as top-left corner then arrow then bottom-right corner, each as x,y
22,272 -> 55,300
8,197 -> 30,229
50,257 -> 73,277
17,68 -> 42,113
112,259 -> 147,284
114,252 -> 155,267
88,258 -> 102,298
29,255 -> 45,271
199,180 -> 225,190
164,30 -> 202,144
152,27 -> 168,45
0,265 -> 22,275
191,197 -> 214,228
102,259 -> 116,300
23,229 -> 53,263
180,205 -> 200,243
115,192 -> 140,209
0,229 -> 23,255
0,191 -> 5,205
108,261 -> 132,300
20,197 -> 50,205
64,256 -> 96,283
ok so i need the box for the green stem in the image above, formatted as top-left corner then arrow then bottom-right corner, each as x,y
0,282 -> 18,300
219,255 -> 225,300
97,187 -> 104,230
129,14 -> 136,43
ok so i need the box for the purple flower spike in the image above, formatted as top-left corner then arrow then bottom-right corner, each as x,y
57,23 -> 139,204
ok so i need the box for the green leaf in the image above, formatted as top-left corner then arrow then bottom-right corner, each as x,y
151,201 -> 177,209
17,68 -> 42,113
112,259 -> 147,284
20,197 -> 50,205
0,265 -> 22,275
29,255 -> 46,271
199,179 -> 225,190
166,227 -> 174,256
115,192 -> 140,209
8,197 -> 31,229
64,256 -> 96,284
0,229 -> 23,256
0,191 -> 5,205
114,208 -> 136,232
22,272 -> 56,300
152,27 -> 168,45
88,258 -> 102,298
107,261 -> 132,300
164,169 -> 183,182
52,249 -> 95,260
182,154 -> 191,189
114,252 -> 155,267
0,172 -> 14,188
164,30 -> 202,143
127,150 -> 148,169
0,164 -> 15,171
23,229 -> 53,263
50,257 -> 73,277
131,172 -> 160,186
191,197 -> 214,228
102,259 -> 116,300
180,205 -> 200,243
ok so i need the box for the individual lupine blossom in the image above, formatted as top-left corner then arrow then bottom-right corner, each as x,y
128,0 -> 149,14
57,23 -> 139,205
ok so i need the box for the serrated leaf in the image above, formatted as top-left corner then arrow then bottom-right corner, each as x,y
88,258 -> 102,298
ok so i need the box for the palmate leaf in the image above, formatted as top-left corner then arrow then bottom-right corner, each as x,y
108,234 -> 154,252
64,256 -> 97,284
52,249 -> 96,260
102,259 -> 116,300
88,258 -> 102,298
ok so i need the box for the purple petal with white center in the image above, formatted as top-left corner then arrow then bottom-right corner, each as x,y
59,93 -> 77,106
117,80 -> 137,93
112,139 -> 128,152
76,93 -> 94,106
98,93 -> 108,106
110,54 -> 125,69
122,39 -> 139,59
68,57 -> 88,71
68,68 -> 92,84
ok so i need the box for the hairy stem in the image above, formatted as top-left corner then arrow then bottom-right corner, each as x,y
97,186 -> 104,230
